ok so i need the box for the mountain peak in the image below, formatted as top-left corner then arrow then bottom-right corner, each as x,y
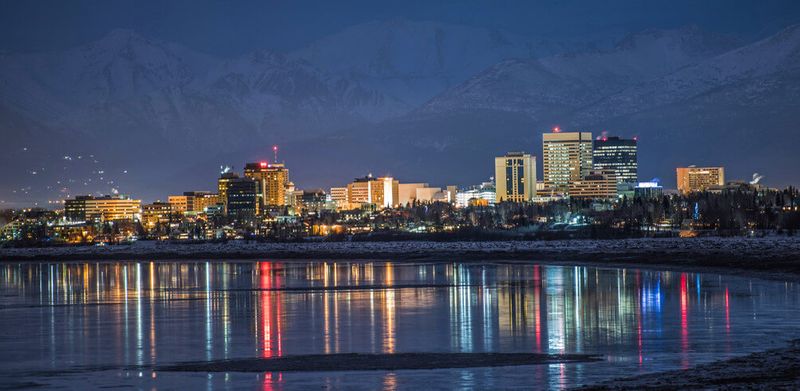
613,25 -> 740,55
92,28 -> 151,48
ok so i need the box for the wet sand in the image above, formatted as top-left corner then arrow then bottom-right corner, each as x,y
576,340 -> 800,390
159,352 -> 601,372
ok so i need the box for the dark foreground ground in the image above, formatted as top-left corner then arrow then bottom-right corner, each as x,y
160,352 -> 600,372
576,340 -> 800,390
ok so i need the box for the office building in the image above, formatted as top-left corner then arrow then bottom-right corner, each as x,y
186,191 -> 219,213
346,175 -> 399,209
495,152 -> 536,203
593,136 -> 638,183
244,162 -> 289,209
217,172 -> 238,215
676,166 -> 725,194
225,177 -> 258,223
141,202 -> 172,231
542,130 -> 593,194
167,195 -> 190,214
568,170 -> 618,199
64,195 -> 142,222
330,187 -> 349,210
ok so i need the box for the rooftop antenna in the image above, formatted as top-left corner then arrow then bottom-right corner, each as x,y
272,145 -> 279,163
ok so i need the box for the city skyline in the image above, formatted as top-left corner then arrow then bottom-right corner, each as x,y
2,1 -> 800,208
2,126 -> 778,208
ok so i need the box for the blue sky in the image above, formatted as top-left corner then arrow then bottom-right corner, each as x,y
2,0 -> 799,55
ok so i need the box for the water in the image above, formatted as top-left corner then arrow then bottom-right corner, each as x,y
0,260 -> 799,390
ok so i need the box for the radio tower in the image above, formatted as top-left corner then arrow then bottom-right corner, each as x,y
272,145 -> 279,163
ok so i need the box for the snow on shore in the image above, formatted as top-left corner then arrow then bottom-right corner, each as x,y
2,236 -> 800,262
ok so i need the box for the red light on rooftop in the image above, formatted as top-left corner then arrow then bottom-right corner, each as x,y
553,126 -> 561,133
259,162 -> 268,168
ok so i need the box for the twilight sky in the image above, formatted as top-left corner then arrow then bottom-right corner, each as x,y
2,0 -> 799,55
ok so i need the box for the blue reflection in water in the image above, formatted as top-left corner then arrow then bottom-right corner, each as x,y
0,261 -> 798,390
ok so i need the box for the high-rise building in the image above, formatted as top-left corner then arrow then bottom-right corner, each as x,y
676,166 -> 725,194
217,172 -> 239,215
495,152 -> 536,203
244,162 -> 289,210
542,130 -> 593,194
64,195 -> 141,222
225,177 -> 258,223
568,170 -> 618,199
593,136 -> 638,183
346,175 -> 399,209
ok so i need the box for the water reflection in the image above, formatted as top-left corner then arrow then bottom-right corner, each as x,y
1,261 -> 799,390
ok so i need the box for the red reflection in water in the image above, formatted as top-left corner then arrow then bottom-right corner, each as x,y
680,273 -> 689,369
725,287 -> 731,333
261,372 -> 283,391
258,262 -> 283,391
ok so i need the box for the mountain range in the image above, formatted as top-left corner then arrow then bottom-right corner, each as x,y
1,19 -> 798,205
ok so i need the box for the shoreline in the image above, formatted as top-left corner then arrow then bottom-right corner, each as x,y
2,237 -> 800,281
575,340 -> 800,390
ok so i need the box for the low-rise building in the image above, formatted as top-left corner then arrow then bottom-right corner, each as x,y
64,195 -> 141,222
676,166 -> 725,194
569,170 -> 618,199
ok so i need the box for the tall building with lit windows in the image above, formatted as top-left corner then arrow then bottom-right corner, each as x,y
542,130 -> 593,195
593,136 -> 638,183
346,175 -> 399,209
676,166 -> 725,194
217,172 -> 238,215
494,152 -> 536,203
244,162 -> 289,210
225,177 -> 258,223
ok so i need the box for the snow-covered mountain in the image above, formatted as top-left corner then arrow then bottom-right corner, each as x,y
573,24 -> 800,123
292,19 -> 589,108
2,21 -> 799,204
0,29 -> 403,153
421,26 -> 741,117
362,24 -> 800,189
